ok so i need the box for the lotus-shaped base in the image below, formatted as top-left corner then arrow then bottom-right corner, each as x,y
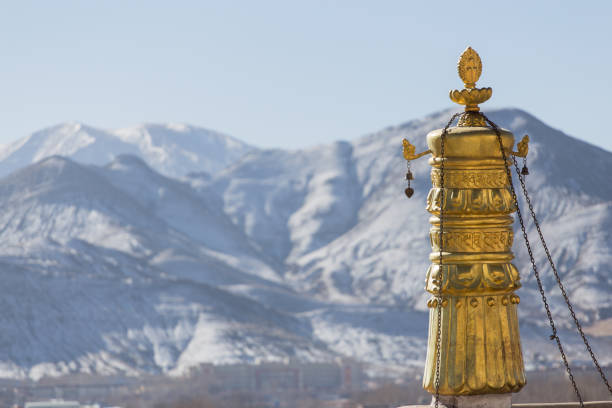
449,87 -> 492,110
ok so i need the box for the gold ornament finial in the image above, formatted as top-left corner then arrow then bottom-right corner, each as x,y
450,47 -> 492,126
457,47 -> 482,89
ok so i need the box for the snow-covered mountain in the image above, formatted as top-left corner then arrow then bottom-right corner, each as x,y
0,122 -> 253,179
1,109 -> 611,380
0,155 -> 330,379
209,109 -> 612,318
207,108 -> 612,370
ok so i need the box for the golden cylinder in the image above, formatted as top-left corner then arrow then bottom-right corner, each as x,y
422,126 -> 526,395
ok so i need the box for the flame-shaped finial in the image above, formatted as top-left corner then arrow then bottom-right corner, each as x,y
457,47 -> 482,89
450,47 -> 492,126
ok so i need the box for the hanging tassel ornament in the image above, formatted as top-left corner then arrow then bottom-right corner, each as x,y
521,157 -> 529,176
405,161 -> 414,198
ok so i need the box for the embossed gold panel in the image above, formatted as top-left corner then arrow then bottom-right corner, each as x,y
423,294 -> 524,395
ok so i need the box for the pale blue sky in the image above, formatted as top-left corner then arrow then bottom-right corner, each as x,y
1,1 -> 611,150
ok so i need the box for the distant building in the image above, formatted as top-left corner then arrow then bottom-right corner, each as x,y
338,358 -> 364,391
213,364 -> 256,391
197,359 -> 364,393
254,363 -> 300,391
300,362 -> 340,391
25,400 -> 80,408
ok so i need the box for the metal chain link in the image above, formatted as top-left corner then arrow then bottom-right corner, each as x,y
479,112 -> 585,407
509,151 -> 612,395
434,112 -> 461,408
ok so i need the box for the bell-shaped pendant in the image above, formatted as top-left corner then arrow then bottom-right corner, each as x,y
405,171 -> 414,180
405,187 -> 414,198
521,165 -> 529,176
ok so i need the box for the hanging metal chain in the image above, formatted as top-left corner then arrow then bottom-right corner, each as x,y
507,142 -> 612,396
434,112 -> 461,408
479,112 -> 585,407
484,111 -> 612,397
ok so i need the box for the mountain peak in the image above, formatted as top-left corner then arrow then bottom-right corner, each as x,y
6,154 -> 95,186
0,122 -> 255,179
37,154 -> 73,169
137,122 -> 191,134
55,121 -> 82,133
41,121 -> 104,136
108,154 -> 151,170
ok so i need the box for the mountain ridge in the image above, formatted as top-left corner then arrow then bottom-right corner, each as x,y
0,122 -> 254,180
0,108 -> 611,380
